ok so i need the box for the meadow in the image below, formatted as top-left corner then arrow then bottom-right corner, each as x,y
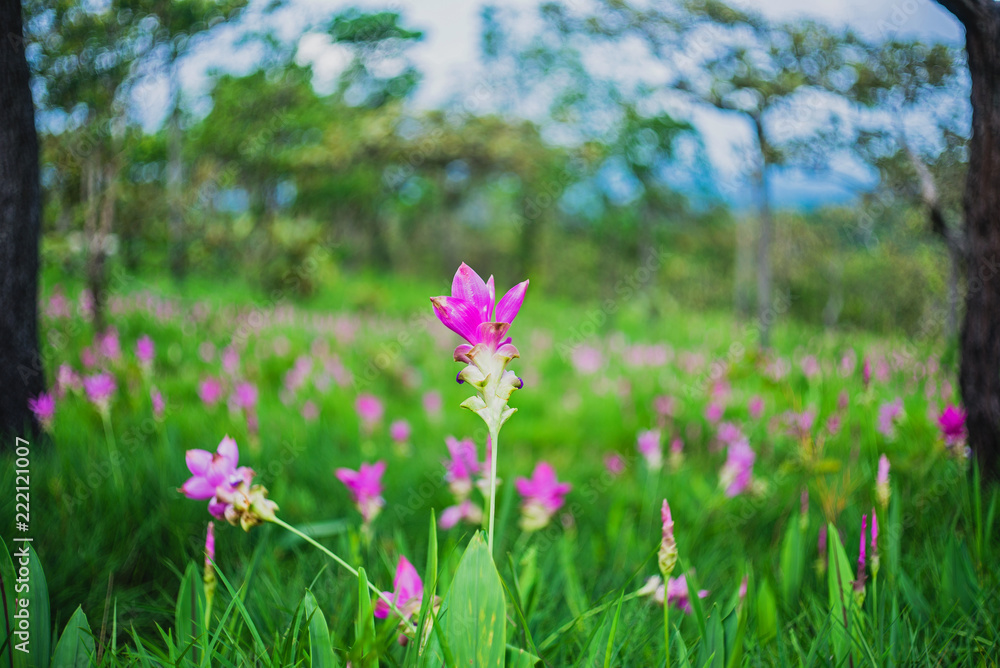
2,262 -> 996,667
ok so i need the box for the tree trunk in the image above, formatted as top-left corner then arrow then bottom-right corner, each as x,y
753,115 -> 774,349
940,1 -> 1000,481
0,0 -> 45,442
734,215 -> 753,318
167,70 -> 186,279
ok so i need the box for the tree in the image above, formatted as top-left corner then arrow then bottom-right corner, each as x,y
0,0 -> 45,441
933,0 -> 1000,481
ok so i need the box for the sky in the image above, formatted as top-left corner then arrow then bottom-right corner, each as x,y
136,0 -> 966,209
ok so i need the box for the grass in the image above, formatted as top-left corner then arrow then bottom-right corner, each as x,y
1,264 -> 997,666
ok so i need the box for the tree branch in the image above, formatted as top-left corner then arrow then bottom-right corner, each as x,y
895,128 -> 965,254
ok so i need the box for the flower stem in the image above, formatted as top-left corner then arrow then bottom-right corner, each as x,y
487,425 -> 500,556
101,412 -> 122,488
664,600 -> 671,668
269,516 -> 415,631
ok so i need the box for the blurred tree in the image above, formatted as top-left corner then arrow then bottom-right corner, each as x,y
932,0 -> 1000,482
0,0 -> 45,441
540,0 -> 856,347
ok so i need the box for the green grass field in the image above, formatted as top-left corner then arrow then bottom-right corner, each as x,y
1,265 -> 996,667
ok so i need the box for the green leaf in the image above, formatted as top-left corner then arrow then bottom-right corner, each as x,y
440,532 -> 506,668
50,606 -> 94,668
581,592 -> 622,667
174,562 -> 205,666
779,519 -> 805,606
304,591 -> 341,668
698,603 -> 724,668
827,522 -> 854,667
0,540 -> 17,668
4,544 -> 50,668
506,645 -> 542,668
351,568 -> 377,668
756,579 -> 777,643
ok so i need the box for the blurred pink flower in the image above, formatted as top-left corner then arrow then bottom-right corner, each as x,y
336,461 -> 386,524
862,357 -> 872,388
46,290 -> 70,319
422,390 -> 442,418
938,404 -> 967,445
374,555 -> 423,620
151,386 -> 165,418
572,346 -> 604,374
28,392 -> 55,430
705,402 -> 724,423
720,439 -> 755,497
232,382 -> 258,411
355,394 -> 384,429
83,372 -> 117,412
199,378 -> 224,407
390,419 -> 411,443
636,429 -> 663,470
135,335 -> 155,365
516,462 -> 571,531
443,436 -> 480,497
876,398 -> 904,439
81,347 -> 97,369
604,452 -> 626,476
56,363 -> 81,396
98,328 -> 121,362
644,574 -> 709,614
654,395 -> 677,418
222,346 -> 240,375
854,514 -> 868,593
205,522 -> 215,567
801,355 -> 820,379
658,499 -> 677,578
748,396 -> 764,420
439,498 -> 483,530
716,422 -> 744,447
301,400 -> 319,422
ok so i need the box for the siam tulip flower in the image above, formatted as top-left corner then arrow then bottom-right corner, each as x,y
870,508 -> 880,578
669,438 -> 684,470
801,355 -> 820,379
838,391 -> 850,411
571,346 -> 604,374
301,400 -> 319,422
83,372 -> 117,415
439,498 -> 484,530
748,396 -> 764,420
81,347 -> 97,369
862,357 -> 872,388
716,422 -> 744,447
28,392 -> 56,431
199,378 -> 224,408
336,461 -> 386,525
654,395 -> 677,418
825,413 -> 842,437
875,454 -> 891,510
151,386 -> 165,419
98,328 -> 121,362
641,575 -> 710,614
422,390 -> 442,420
135,335 -> 155,368
705,402 -> 724,423
854,515 -> 868,606
180,436 -> 277,531
443,436 -> 481,498
637,429 -> 663,471
876,398 -> 904,440
204,522 -> 217,610
46,290 -> 70,319
658,500 -> 678,579
515,462 -> 571,532
720,439 -> 756,497
875,360 -> 890,383
222,346 -> 240,376
232,382 -> 258,411
816,525 -> 828,576
938,405 -> 967,447
56,363 -> 81,397
205,521 -> 216,567
355,394 -> 384,432
604,452 -> 626,476
375,555 -> 440,646
390,419 -> 411,443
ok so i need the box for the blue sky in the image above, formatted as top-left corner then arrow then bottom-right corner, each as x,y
133,0 -> 965,209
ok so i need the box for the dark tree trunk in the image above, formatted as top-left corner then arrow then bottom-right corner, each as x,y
167,76 -> 186,279
938,0 -> 1000,481
0,0 -> 45,442
753,115 -> 774,349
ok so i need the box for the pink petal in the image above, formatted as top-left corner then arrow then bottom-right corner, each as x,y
217,435 -> 239,465
475,322 -> 511,351
394,556 -> 423,604
374,599 -> 391,619
486,275 -> 496,319
439,505 -> 463,529
431,296 -> 484,344
495,280 -> 529,325
186,449 -> 213,476
451,263 -> 493,322
182,476 -> 218,500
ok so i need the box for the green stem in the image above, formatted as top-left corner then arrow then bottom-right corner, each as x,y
664,599 -> 671,668
487,425 -> 500,556
101,412 -> 123,488
269,516 -> 416,632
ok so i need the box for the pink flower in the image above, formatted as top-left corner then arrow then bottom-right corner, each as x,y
98,328 -> 121,362
748,396 -> 764,420
657,574 -> 709,614
28,392 -> 55,430
232,382 -> 258,411
205,522 -> 216,567
705,402 -> 724,423
135,335 -> 155,364
439,498 -> 483,530
181,436 -> 277,530
56,363 -> 81,396
938,404 -> 967,445
336,461 -> 386,524
876,398 -> 904,439
222,346 -> 240,375
604,452 -> 626,476
637,429 -> 663,470
83,372 -> 117,412
877,454 -> 890,486
571,346 -> 604,374
390,419 -> 411,443
516,462 -> 571,531
854,514 -> 868,593
720,439 -> 755,497
422,390 -> 442,418
654,395 -> 677,418
199,378 -> 224,407
301,400 -> 319,421
430,262 -> 529,353
443,436 -> 480,496
374,555 -> 423,620
182,436 -> 244,501
870,509 -> 878,555
862,357 -> 872,388
151,386 -> 165,418
716,422 -> 744,447
658,499 -> 677,577
801,355 -> 820,379
355,394 -> 384,428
